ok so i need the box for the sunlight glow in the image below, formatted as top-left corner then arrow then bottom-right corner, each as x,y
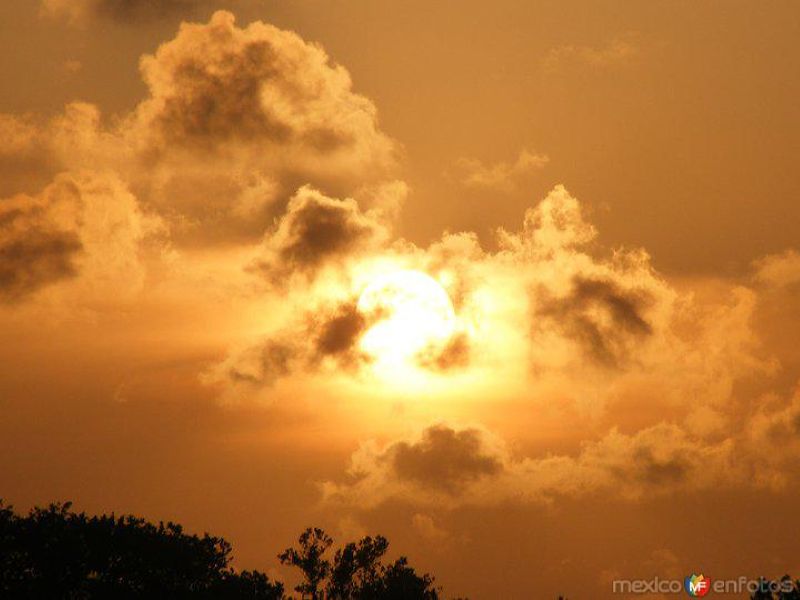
357,270 -> 457,379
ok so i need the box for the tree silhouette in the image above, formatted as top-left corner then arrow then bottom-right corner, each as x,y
278,528 -> 333,599
327,535 -> 388,598
751,576 -> 800,600
0,500 -> 282,599
279,527 -> 439,599
372,556 -> 438,599
1,500 -> 451,599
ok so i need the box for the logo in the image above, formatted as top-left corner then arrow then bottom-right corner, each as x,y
685,573 -> 711,597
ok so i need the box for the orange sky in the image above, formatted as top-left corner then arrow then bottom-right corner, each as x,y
2,2 -> 800,598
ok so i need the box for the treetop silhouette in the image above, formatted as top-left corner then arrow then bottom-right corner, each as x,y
0,500 -> 445,599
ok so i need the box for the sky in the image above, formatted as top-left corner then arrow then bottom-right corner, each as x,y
1,1 -> 800,598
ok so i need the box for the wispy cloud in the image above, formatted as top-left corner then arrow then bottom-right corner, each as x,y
449,148 -> 549,193
542,35 -> 641,72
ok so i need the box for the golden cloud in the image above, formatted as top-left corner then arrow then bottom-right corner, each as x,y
322,391 -> 800,508
450,148 -> 549,193
3,8 -> 800,520
0,172 -> 161,305
8,12 -> 399,246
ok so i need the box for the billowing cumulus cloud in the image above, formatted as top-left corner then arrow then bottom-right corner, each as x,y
498,183 -> 597,256
5,7 -> 800,537
121,11 -> 398,241
323,394 -> 800,508
253,183 -> 797,509
133,11 -> 395,164
390,425 -> 504,493
321,422 -> 715,508
209,181 -> 773,423
16,12 -> 399,245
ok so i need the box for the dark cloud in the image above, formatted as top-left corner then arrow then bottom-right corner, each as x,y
417,333 -> 471,371
215,299 -> 373,387
0,194 -> 83,304
313,302 -> 368,360
628,446 -> 691,486
0,171 -> 162,307
224,339 -> 299,386
390,425 -> 504,493
256,187 -> 387,282
0,230 -> 82,304
150,42 -> 296,148
536,276 -> 653,367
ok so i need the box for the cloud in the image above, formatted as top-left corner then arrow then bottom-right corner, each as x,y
18,12 -> 400,246
7,9 -> 800,575
40,0 -> 205,24
416,332 -> 471,371
411,514 -> 448,542
497,184 -> 597,256
119,11 -> 398,241
132,11 -> 395,160
754,249 -> 800,288
450,149 -> 549,193
535,275 -> 654,368
542,36 -> 641,72
0,171 -> 162,305
218,337 -> 301,387
320,424 -> 507,508
39,0 -> 93,24
206,298 -> 374,390
208,182 -> 774,422
321,422 -> 733,508
296,186 -> 800,509
255,186 -> 392,283
322,405 -> 800,508
0,114 -> 57,197
390,425 -> 504,493
98,0 -> 199,21
0,103 -> 133,200
742,389 -> 800,488
0,198 -> 82,304
313,301 -> 368,360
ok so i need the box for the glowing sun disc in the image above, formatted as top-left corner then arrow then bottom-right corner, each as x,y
357,269 -> 456,369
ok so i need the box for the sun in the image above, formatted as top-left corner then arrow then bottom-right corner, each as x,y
357,269 -> 457,377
